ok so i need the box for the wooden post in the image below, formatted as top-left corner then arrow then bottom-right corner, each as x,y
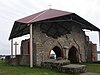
11,39 -> 13,58
30,24 -> 33,67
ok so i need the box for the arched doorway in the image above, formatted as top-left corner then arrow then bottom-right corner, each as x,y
68,46 -> 79,63
49,46 -> 63,59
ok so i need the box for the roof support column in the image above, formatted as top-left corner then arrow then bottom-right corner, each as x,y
11,39 -> 13,58
99,31 -> 100,50
30,24 -> 33,68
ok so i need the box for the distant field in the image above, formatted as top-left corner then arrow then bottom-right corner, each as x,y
0,60 -> 100,75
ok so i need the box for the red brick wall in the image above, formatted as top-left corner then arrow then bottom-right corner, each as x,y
21,39 -> 30,55
92,44 -> 97,62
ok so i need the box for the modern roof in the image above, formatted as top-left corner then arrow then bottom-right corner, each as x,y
9,9 -> 100,40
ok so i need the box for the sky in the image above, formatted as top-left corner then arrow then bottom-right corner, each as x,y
0,0 -> 100,55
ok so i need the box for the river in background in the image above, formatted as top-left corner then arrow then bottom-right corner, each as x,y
97,54 -> 100,61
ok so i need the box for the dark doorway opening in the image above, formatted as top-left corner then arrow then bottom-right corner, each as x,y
68,46 -> 79,63
50,46 -> 63,59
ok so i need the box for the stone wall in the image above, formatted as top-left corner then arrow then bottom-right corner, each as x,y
6,55 -> 30,66
20,22 -> 96,66
92,44 -> 97,62
85,41 -> 97,62
32,23 -> 87,66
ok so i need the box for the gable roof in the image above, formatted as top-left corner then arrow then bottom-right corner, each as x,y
9,9 -> 100,40
17,9 -> 72,23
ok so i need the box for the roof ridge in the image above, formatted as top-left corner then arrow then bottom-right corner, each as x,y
27,9 -> 50,23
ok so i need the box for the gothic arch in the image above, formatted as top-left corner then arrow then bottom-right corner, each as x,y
68,46 -> 79,63
49,46 -> 64,59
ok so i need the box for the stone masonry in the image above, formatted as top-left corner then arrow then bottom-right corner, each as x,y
20,23 -> 91,66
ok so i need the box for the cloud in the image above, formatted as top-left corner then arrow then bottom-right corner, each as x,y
0,0 -> 100,55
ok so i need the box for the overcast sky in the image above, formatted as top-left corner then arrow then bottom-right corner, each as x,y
0,0 -> 100,55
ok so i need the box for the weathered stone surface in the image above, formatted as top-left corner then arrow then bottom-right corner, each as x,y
42,59 -> 86,74
27,24 -> 88,66
61,64 -> 87,74
6,55 -> 30,66
41,59 -> 70,69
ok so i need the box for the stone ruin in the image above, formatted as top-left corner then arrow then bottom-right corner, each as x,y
7,9 -> 99,74
18,23 -> 97,66
6,22 -> 96,73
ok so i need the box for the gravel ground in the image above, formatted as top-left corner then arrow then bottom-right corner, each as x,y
80,72 -> 100,75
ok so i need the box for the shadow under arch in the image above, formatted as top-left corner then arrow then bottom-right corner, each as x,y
68,46 -> 79,63
49,46 -> 64,59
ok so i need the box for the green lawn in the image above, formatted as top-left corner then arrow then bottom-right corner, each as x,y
84,63 -> 100,73
0,60 -> 68,75
0,60 -> 100,75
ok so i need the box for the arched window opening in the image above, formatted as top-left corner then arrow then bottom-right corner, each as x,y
50,50 -> 56,59
68,46 -> 79,63
49,46 -> 63,59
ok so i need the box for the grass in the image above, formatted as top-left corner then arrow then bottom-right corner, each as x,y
0,60 -> 68,75
0,60 -> 100,75
83,63 -> 100,73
